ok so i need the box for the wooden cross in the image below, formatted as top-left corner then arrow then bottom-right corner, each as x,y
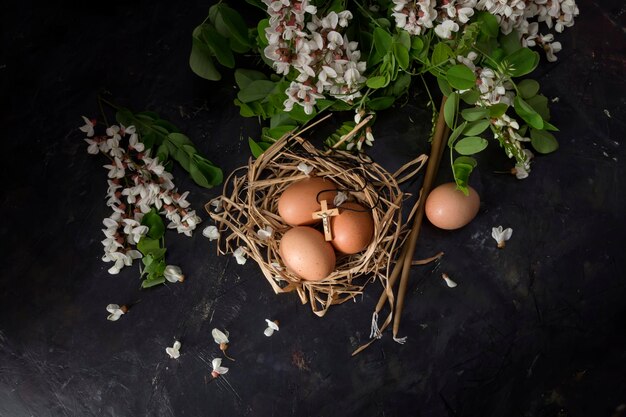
312,199 -> 339,241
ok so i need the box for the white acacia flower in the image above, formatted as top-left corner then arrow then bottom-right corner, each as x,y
435,19 -> 460,39
441,273 -> 458,288
129,132 -> 144,152
257,226 -> 274,240
297,162 -> 313,175
103,157 -> 125,179
202,225 -> 220,241
334,191 -> 348,206
106,125 -> 121,141
211,358 -> 229,378
513,164 -> 529,179
233,247 -> 247,265
166,341 -> 181,359
106,304 -> 126,321
210,198 -> 223,213
84,138 -> 100,154
492,226 -> 513,248
212,328 -> 229,344
79,116 -> 96,137
264,319 -> 280,337
164,265 -> 185,283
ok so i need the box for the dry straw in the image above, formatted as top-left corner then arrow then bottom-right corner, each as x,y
205,127 -> 427,317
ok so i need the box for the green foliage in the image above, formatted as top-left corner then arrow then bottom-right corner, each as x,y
115,108 -> 223,188
138,209 -> 167,288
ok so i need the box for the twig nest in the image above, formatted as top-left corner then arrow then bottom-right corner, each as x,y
425,182 -> 480,230
206,133 -> 426,316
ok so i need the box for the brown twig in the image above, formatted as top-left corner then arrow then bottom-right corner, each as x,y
392,96 -> 450,339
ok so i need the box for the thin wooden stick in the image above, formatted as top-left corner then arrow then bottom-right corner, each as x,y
392,96 -> 450,339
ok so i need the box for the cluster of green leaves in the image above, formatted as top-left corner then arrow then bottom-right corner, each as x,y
190,2 -> 561,191
116,108 -> 223,188
136,209 -> 167,288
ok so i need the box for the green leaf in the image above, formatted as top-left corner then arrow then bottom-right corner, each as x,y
460,89 -> 480,105
476,11 -> 499,38
505,48 -> 540,77
189,28 -> 221,81
500,30 -> 522,55
432,42 -> 454,66
455,155 -> 477,168
167,133 -> 194,147
488,103 -> 509,118
410,36 -> 424,57
264,125 -> 296,140
366,75 -> 387,89
530,128 -> 559,154
192,154 -> 224,187
373,27 -> 393,54
390,72 -> 411,96
138,237 -> 160,256
518,79 -> 540,99
200,24 -> 235,68
214,4 -> 251,48
249,138 -> 266,158
437,77 -> 453,97
189,162 -> 211,188
156,143 -> 169,162
455,136 -> 488,155
368,96 -> 395,110
461,107 -> 489,121
446,64 -> 476,90
257,19 -> 270,47
514,96 -> 543,129
175,147 -> 191,171
234,69 -> 267,90
237,80 -> 277,103
543,120 -> 559,131
394,42 -> 410,70
463,119 -> 491,136
141,275 -> 166,288
444,92 -> 458,129
526,94 -> 550,121
452,162 -> 474,195
448,121 -> 468,146
141,209 -> 165,240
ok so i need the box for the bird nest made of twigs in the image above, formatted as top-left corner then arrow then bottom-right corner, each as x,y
205,131 -> 427,317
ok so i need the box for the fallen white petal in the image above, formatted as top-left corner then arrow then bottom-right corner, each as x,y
233,247 -> 247,265
297,162 -> 313,175
166,343 -> 181,359
264,327 -> 275,337
211,328 -> 229,344
265,319 -> 279,331
210,199 -> 223,213
441,273 -> 457,288
333,191 -> 348,206
203,225 -> 220,241
257,226 -> 273,240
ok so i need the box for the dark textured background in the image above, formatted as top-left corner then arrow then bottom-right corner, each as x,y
1,1 -> 625,416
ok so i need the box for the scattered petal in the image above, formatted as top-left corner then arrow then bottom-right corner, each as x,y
164,265 -> 185,283
106,304 -> 126,321
233,247 -> 247,265
491,226 -> 513,249
211,328 -> 229,344
211,357 -> 229,378
210,198 -> 223,213
333,191 -> 348,206
203,225 -> 220,241
257,226 -> 274,240
79,116 -> 96,137
297,162 -> 313,176
604,109 -> 611,118
166,340 -> 181,359
264,319 -> 280,337
441,273 -> 457,288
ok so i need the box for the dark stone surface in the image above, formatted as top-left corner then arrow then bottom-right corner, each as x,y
1,1 -> 625,416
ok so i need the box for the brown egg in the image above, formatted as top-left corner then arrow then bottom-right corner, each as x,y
279,226 -> 336,281
425,182 -> 480,230
277,177 -> 338,226
330,202 -> 375,254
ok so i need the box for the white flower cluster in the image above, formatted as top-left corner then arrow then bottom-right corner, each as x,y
392,0 -> 578,61
80,117 -> 201,275
263,0 -> 367,114
458,52 -> 515,107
